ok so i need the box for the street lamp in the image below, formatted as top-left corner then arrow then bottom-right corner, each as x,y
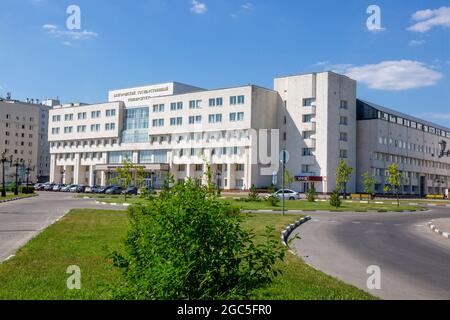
10,157 -> 24,196
1,151 -> 8,197
216,171 -> 222,189
23,160 -> 34,187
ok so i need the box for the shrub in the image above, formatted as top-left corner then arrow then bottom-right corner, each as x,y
19,186 -> 35,194
306,185 -> 316,202
109,180 -> 284,300
247,184 -> 261,202
329,189 -> 341,208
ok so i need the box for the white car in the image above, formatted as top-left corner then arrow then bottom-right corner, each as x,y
273,189 -> 300,200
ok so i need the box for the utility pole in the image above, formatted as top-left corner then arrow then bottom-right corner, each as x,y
10,157 -> 23,196
281,150 -> 287,216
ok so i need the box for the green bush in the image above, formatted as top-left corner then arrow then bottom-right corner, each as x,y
306,185 -> 317,202
266,194 -> 279,207
19,186 -> 35,194
247,184 -> 261,202
329,190 -> 341,208
109,180 -> 285,300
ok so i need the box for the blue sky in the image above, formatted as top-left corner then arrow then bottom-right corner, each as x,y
0,0 -> 449,126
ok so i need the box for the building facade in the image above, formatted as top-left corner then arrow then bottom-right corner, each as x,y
47,72 -> 450,195
0,98 -> 56,184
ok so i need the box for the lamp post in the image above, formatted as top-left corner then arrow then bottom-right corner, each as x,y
23,160 -> 34,187
281,150 -> 287,217
10,157 -> 24,196
216,172 -> 222,189
1,151 -> 8,197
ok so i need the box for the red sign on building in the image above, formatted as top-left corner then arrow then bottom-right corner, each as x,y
295,176 -> 324,182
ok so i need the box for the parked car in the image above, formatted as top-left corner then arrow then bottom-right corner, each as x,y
44,183 -> 56,191
122,186 -> 138,195
61,184 -> 77,192
138,187 -> 157,196
96,186 -> 113,194
52,184 -> 65,192
73,185 -> 87,193
34,183 -> 43,190
272,189 -> 300,200
84,186 -> 98,193
105,186 -> 123,195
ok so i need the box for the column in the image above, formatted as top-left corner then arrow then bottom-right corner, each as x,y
226,163 -> 236,190
100,171 -> 106,186
186,164 -> 192,182
73,154 -> 81,185
89,165 -> 94,187
62,165 -> 68,184
50,154 -> 56,183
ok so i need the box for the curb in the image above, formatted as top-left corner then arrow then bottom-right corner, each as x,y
281,216 -> 312,247
0,194 -> 38,204
95,200 -> 130,207
428,222 -> 450,239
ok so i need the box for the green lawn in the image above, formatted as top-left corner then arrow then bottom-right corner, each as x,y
0,209 -> 374,300
0,193 -> 36,201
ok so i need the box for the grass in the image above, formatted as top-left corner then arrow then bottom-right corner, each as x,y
75,193 -> 424,212
0,193 -> 36,201
0,209 -> 374,300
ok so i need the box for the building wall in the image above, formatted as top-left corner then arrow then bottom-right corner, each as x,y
274,72 -> 357,193
0,100 -> 40,183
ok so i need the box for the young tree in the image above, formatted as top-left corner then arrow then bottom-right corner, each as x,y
362,172 -> 376,202
248,184 -> 260,202
329,189 -> 342,208
109,180 -> 285,300
135,165 -> 146,189
114,157 -> 134,202
306,184 -> 316,202
336,159 -> 353,199
384,163 -> 403,207
284,169 -> 295,189
203,161 -> 216,196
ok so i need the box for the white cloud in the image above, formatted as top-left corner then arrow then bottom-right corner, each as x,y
42,24 -> 98,40
408,6 -> 450,33
190,0 -> 207,14
340,60 -> 443,90
409,39 -> 426,46
312,61 -> 330,67
241,3 -> 254,11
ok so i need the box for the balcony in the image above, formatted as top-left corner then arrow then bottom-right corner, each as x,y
304,138 -> 316,148
302,106 -> 316,115
302,122 -> 316,131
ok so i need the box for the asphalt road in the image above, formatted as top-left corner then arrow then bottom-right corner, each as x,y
292,208 -> 450,300
0,192 -> 124,262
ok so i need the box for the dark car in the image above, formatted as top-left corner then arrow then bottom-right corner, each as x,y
123,186 -> 138,195
61,184 -> 77,192
105,186 -> 123,195
74,185 -> 87,193
97,186 -> 113,194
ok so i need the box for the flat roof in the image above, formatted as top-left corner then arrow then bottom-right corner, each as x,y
359,99 -> 450,132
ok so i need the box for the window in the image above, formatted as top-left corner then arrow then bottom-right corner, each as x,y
340,100 -> 348,109
302,148 -> 314,156
90,124 -> 100,132
152,119 -> 164,127
340,116 -> 348,125
77,125 -> 86,133
64,114 -> 73,121
237,95 -> 245,104
64,126 -> 73,134
235,179 -> 244,188
51,128 -> 60,135
139,150 -> 168,164
340,132 -> 348,141
230,113 -> 236,122
108,151 -> 133,164
170,117 -> 183,126
303,131 -> 314,139
52,115 -> 61,122
230,96 -> 237,105
77,112 -> 87,120
91,111 -> 101,119
209,114 -> 222,123
339,149 -> 348,159
105,123 -> 116,131
209,98 -> 216,107
189,116 -> 202,124
303,114 -> 313,123
216,98 -> 223,106
236,164 -> 245,171
170,103 -> 183,111
106,109 -> 116,117
189,100 -> 202,109
154,104 -> 165,112
301,165 -> 311,173
303,98 -> 315,107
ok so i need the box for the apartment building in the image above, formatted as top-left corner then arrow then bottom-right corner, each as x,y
0,98 -> 56,183
47,71 -> 450,195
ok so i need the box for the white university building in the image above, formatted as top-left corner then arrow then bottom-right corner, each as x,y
47,71 -> 450,196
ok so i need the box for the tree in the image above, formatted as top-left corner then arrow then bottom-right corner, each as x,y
329,189 -> 341,208
284,169 -> 295,189
113,157 -> 134,202
362,172 -> 376,202
248,184 -> 260,202
384,163 -> 403,207
203,161 -> 216,196
135,165 -> 146,189
109,180 -> 285,300
336,159 -> 353,199
306,184 -> 316,202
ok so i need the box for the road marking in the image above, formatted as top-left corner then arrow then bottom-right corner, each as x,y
351,221 -> 361,224
415,224 -> 425,227
374,222 -> 383,225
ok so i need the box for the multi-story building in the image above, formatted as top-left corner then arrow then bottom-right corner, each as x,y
48,83 -> 279,189
47,72 -> 450,195
0,98 -> 56,184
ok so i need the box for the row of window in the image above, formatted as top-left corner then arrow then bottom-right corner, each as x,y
52,123 -> 116,135
378,136 -> 445,156
152,113 -> 245,127
51,139 -> 118,149
4,114 -> 35,122
151,96 -> 245,113
373,152 -> 450,171
52,109 -> 116,122
302,98 -> 348,109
